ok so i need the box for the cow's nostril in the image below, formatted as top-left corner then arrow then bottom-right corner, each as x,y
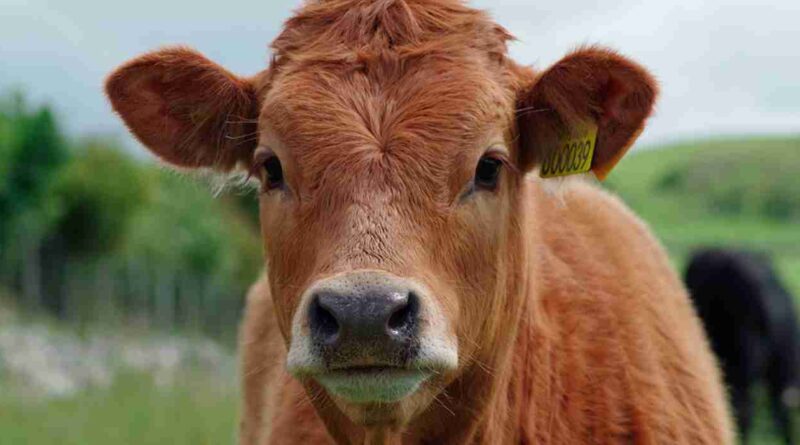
387,291 -> 419,335
309,297 -> 340,345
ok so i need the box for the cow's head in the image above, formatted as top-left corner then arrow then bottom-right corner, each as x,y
106,0 -> 655,431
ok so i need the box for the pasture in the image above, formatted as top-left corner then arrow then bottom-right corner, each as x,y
0,373 -> 237,445
608,135 -> 800,295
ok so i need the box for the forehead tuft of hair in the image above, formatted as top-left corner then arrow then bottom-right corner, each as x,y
271,0 -> 513,71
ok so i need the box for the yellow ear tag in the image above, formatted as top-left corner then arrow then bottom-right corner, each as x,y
539,122 -> 598,178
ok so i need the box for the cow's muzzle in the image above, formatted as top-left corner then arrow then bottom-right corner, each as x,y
286,270 -> 457,404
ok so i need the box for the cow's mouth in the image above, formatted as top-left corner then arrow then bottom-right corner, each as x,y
314,366 -> 430,404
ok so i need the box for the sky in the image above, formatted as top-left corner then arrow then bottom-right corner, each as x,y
2,0 -> 799,155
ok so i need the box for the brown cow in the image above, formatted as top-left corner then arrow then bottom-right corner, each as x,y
105,1 -> 733,443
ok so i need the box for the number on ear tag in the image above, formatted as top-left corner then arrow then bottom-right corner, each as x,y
539,122 -> 598,178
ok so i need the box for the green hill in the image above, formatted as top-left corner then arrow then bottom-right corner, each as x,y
605,135 -> 800,297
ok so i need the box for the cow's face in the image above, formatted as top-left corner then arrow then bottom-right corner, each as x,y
106,2 -> 655,429
253,52 -> 520,425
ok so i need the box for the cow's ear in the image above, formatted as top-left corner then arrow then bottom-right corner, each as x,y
516,46 -> 657,180
105,47 -> 259,171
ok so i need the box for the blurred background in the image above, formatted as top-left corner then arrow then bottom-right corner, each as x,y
0,1 -> 798,444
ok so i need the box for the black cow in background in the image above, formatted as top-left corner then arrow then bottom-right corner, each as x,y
685,248 -> 800,444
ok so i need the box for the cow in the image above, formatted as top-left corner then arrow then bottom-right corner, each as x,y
105,0 -> 733,443
686,248 -> 800,444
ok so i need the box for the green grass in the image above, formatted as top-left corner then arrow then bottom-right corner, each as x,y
0,372 -> 238,445
607,135 -> 800,297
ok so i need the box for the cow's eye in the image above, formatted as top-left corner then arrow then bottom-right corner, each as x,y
474,155 -> 503,190
262,155 -> 284,190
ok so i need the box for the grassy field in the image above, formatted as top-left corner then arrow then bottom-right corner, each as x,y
0,372 -> 238,445
607,135 -> 800,297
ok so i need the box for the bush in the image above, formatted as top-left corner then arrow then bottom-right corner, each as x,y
52,141 -> 149,256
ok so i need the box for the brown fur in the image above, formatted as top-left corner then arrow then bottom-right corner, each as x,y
105,1 -> 733,444
241,182 -> 733,444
